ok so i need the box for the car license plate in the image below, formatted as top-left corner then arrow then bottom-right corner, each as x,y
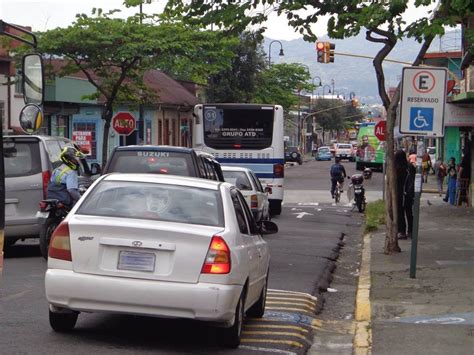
355,189 -> 362,193
118,251 -> 155,272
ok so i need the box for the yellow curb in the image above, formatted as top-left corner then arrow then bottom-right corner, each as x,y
353,233 -> 372,354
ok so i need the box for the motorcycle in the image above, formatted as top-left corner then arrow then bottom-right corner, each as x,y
347,173 -> 366,212
37,200 -> 70,259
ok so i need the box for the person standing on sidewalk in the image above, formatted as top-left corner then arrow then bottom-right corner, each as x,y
443,157 -> 457,205
404,162 -> 416,239
395,150 -> 409,239
434,158 -> 447,196
421,150 -> 432,183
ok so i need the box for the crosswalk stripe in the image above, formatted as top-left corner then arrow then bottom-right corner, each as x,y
267,297 -> 317,307
265,306 -> 316,314
239,345 -> 297,355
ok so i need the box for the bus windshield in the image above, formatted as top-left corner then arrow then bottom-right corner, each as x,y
203,106 -> 274,150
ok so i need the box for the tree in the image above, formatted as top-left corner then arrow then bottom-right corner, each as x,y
37,8 -> 236,166
254,63 -> 314,114
206,31 -> 267,103
164,0 -> 472,254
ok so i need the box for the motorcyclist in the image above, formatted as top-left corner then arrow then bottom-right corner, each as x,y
330,157 -> 347,198
47,146 -> 85,208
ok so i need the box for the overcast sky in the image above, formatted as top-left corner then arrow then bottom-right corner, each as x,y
1,0 -> 434,41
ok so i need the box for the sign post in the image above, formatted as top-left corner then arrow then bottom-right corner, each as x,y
400,67 -> 447,279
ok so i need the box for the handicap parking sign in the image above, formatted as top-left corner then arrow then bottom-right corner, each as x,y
409,107 -> 434,131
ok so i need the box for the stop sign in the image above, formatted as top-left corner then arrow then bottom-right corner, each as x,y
112,112 -> 136,136
374,120 -> 386,141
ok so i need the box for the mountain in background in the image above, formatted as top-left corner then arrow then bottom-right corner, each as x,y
264,31 -> 460,104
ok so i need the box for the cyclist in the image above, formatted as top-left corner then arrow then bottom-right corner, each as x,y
47,146 -> 85,208
330,157 -> 347,199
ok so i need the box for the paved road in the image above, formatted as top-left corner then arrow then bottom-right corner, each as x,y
0,160 -> 376,354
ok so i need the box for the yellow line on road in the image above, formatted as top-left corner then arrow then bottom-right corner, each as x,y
268,292 -> 318,301
242,331 -> 308,340
241,339 -> 304,348
266,301 -> 316,311
244,324 -> 309,333
267,297 -> 317,306
265,306 -> 316,314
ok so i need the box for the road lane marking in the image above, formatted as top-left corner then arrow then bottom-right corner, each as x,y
265,306 -> 316,314
241,339 -> 304,348
266,301 -> 316,311
244,324 -> 309,333
292,212 -> 314,218
268,289 -> 317,299
267,297 -> 317,307
243,330 -> 309,340
0,289 -> 31,301
239,345 -> 297,355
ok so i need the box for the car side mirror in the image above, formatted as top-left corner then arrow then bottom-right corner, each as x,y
264,186 -> 272,194
260,220 -> 278,235
90,163 -> 102,176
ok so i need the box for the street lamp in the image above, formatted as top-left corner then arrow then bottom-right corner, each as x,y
349,91 -> 356,100
322,84 -> 332,98
268,40 -> 284,67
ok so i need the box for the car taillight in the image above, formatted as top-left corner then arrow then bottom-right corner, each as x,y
39,201 -> 48,211
251,194 -> 258,210
48,221 -> 72,261
42,171 -> 51,199
273,163 -> 284,178
201,236 -> 231,274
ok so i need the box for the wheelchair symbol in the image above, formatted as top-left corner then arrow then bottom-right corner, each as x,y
413,110 -> 429,129
409,107 -> 433,131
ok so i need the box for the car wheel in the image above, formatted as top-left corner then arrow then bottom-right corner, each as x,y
40,218 -> 60,260
3,238 -> 18,251
219,293 -> 244,348
49,309 -> 78,332
247,272 -> 268,318
269,200 -> 282,216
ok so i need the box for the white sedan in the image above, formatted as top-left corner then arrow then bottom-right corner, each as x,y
45,174 -> 277,348
221,166 -> 271,224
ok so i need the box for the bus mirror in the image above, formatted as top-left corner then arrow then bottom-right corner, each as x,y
19,104 -> 43,134
22,53 -> 44,105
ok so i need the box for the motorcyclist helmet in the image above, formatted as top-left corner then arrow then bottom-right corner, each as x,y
363,167 -> 372,180
351,174 -> 364,185
60,146 -> 85,170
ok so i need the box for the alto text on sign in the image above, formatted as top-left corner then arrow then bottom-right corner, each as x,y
399,67 -> 447,137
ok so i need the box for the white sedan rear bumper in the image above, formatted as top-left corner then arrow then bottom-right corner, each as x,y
45,269 -> 242,323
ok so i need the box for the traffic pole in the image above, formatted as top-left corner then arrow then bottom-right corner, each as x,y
410,137 -> 424,278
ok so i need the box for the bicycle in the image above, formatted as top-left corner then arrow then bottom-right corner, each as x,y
334,179 -> 344,203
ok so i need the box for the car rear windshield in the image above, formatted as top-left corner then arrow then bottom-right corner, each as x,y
287,147 -> 298,152
222,171 -> 253,191
203,105 -> 274,150
319,148 -> 329,152
106,150 -> 194,177
3,140 -> 41,177
77,181 -> 224,227
338,144 -> 352,149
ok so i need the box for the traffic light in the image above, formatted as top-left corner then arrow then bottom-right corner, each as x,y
326,42 -> 335,63
316,41 -> 335,63
316,41 -> 326,63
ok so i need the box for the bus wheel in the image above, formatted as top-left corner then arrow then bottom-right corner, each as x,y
270,200 -> 282,216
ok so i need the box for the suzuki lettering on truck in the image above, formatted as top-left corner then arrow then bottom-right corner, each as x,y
193,104 -> 285,216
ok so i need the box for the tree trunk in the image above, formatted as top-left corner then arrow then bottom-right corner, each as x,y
101,103 -> 113,169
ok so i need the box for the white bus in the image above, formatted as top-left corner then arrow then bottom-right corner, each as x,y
193,104 -> 285,215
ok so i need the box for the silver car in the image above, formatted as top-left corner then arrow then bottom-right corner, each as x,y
3,135 -> 100,249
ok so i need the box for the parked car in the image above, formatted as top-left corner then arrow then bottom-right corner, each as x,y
335,143 -> 355,161
3,135 -> 100,250
103,145 -> 224,181
222,166 -> 271,224
284,146 -> 302,165
45,173 -> 277,348
315,146 -> 332,161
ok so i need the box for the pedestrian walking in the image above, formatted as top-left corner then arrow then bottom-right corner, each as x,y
395,150 -> 409,239
421,150 -> 431,183
404,163 -> 416,239
443,157 -> 457,205
434,158 -> 447,196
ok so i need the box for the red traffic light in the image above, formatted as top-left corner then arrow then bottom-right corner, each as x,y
316,42 -> 325,50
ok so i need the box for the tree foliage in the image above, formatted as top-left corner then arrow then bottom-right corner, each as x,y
36,8 -> 236,165
206,31 -> 267,103
254,63 -> 314,114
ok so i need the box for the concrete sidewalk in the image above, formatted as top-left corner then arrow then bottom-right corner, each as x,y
365,202 -> 474,354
